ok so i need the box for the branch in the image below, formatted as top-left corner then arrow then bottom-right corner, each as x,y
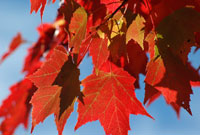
96,0 -> 128,30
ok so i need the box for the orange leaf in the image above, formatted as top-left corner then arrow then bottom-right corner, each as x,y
126,14 -> 145,49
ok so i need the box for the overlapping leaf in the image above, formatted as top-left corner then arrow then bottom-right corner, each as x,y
100,0 -> 122,13
58,0 -> 79,29
76,0 -> 106,29
89,35 -> 109,73
28,46 -> 82,134
145,7 -> 200,114
53,55 -> 83,117
69,7 -> 87,53
124,40 -> 148,88
23,23 -> 56,72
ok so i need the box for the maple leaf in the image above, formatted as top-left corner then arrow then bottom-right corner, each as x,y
145,7 -> 200,114
30,85 -> 62,132
28,45 -> 82,134
96,10 -> 128,66
0,33 -> 25,64
0,79 -> 35,135
156,7 -> 200,64
144,0 -> 200,32
77,34 -> 95,65
53,55 -> 83,117
100,0 -> 122,13
75,61 -> 152,135
76,0 -> 107,30
30,0 -> 56,19
23,23 -> 56,72
99,11 -> 147,88
89,35 -> 109,73
145,58 -> 165,87
145,31 -> 156,59
126,14 -> 145,49
124,40 -> 148,88
58,0 -> 80,29
109,34 -> 126,63
55,102 -> 74,135
69,7 -> 87,53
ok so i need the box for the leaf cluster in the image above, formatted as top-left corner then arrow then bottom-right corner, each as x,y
0,0 -> 200,135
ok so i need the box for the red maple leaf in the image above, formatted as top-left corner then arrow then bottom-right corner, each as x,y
68,7 -> 88,53
30,0 -> 56,19
76,0 -> 107,30
124,40 -> 148,88
145,7 -> 200,115
75,61 -> 152,135
0,79 -> 35,135
89,36 -> 109,72
101,0 -> 122,13
28,45 -> 82,135
23,23 -> 56,72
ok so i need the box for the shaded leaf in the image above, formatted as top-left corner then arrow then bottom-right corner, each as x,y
58,0 -> 79,30
109,34 -> 126,63
53,55 -> 83,118
28,46 -> 78,134
145,7 -> 200,114
124,40 -> 148,88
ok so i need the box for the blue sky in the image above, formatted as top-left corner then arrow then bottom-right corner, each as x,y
0,0 -> 200,135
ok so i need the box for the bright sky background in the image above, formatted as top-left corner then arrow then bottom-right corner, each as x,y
0,1 -> 200,135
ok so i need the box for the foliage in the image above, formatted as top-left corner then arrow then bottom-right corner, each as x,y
0,0 -> 200,135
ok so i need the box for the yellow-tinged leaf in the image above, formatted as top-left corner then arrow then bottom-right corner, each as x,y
69,7 -> 87,53
110,11 -> 126,38
97,30 -> 105,39
126,14 -> 145,49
